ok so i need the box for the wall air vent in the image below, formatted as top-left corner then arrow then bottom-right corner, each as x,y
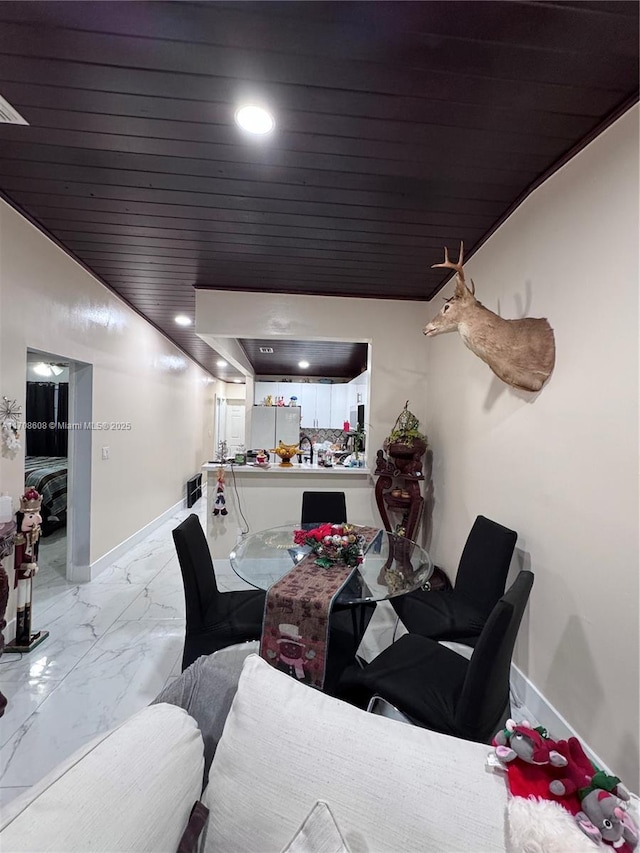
0,94 -> 29,125
259,347 -> 274,353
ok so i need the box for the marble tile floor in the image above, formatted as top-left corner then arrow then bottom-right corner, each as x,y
32,526 -> 75,614
0,500 -> 400,809
0,503 -> 203,808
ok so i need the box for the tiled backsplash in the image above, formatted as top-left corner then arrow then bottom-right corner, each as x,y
300,428 -> 348,445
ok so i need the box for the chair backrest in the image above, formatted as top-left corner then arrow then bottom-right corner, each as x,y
455,515 -> 517,617
172,514 -> 218,630
301,491 -> 347,527
454,570 -> 534,742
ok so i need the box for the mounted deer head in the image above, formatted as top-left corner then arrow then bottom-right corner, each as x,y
424,242 -> 555,392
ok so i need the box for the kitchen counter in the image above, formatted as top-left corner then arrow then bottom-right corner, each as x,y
202,460 -> 376,559
202,461 -> 370,475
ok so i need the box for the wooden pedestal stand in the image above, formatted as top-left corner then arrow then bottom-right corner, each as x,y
374,440 -> 427,542
374,440 -> 427,591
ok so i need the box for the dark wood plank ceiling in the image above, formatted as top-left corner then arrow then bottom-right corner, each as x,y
0,1 -> 637,380
240,339 -> 368,379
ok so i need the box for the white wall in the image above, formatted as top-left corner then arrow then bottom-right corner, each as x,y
0,201 -> 216,623
423,107 -> 639,787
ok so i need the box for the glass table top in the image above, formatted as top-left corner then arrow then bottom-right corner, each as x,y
229,524 -> 433,604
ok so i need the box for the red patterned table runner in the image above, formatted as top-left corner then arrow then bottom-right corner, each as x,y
260,525 -> 379,689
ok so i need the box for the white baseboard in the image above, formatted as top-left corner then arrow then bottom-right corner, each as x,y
511,663 -> 612,776
88,496 -> 187,581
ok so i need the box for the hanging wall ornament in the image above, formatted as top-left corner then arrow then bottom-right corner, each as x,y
213,467 -> 228,517
0,397 -> 22,453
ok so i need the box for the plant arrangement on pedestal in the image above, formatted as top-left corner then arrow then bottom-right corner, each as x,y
385,400 -> 427,449
293,524 -> 365,568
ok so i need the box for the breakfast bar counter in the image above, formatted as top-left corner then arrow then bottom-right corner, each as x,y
202,461 -> 376,560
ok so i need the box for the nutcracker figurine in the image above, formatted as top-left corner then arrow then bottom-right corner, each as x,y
5,487 -> 48,652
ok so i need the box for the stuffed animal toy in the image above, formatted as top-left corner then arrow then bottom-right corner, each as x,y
494,719 -> 567,768
576,789 -> 638,850
549,738 -> 630,800
548,738 -> 638,850
492,724 -> 638,851
492,720 -> 577,808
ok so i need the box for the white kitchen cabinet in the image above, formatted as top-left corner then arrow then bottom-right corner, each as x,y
315,384 -> 332,428
279,383 -> 303,405
329,383 -> 349,429
254,381 -> 302,405
298,383 -> 332,429
347,370 -> 369,411
254,381 -> 274,405
298,384 -> 318,429
255,381 -> 349,430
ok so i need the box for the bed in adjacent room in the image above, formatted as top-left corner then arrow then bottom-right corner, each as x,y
24,456 -> 68,536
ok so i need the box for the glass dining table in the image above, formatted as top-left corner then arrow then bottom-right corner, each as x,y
230,524 -> 433,692
230,524 -> 434,606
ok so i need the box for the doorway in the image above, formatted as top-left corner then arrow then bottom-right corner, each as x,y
25,350 -> 92,593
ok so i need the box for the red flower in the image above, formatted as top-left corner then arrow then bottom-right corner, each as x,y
313,524 -> 334,541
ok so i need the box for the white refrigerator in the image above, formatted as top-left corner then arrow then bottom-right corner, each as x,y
250,406 -> 301,450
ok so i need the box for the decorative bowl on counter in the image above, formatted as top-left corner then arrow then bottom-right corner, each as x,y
270,441 -> 301,467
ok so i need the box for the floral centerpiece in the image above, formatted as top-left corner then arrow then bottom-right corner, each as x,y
293,523 -> 365,569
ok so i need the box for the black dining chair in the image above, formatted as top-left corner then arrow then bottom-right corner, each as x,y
337,570 -> 534,743
172,514 -> 266,671
301,491 -> 347,529
390,515 -> 517,647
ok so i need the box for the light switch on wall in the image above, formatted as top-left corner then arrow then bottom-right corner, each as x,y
101,446 -> 110,460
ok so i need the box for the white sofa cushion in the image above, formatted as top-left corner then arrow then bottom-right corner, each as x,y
283,801 -> 350,853
0,703 -> 204,853
203,655 -> 508,853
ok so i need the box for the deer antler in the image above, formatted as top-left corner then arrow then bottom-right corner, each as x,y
431,241 -> 474,294
431,241 -> 464,273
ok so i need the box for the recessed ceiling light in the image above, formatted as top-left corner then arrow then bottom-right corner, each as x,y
174,315 -> 191,326
234,105 -> 275,135
217,359 -> 228,367
298,360 -> 310,369
233,379 -> 243,384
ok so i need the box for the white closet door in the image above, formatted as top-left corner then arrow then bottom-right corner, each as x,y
226,403 -> 246,451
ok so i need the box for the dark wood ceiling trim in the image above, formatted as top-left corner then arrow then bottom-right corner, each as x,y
0,179 -> 506,219
0,57 -> 605,139
0,140 -> 539,188
0,80 -> 598,144
0,19 -> 632,106
2,0 -> 636,60
0,110 -> 559,174
47,220 -> 485,249
11,195 -> 497,231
